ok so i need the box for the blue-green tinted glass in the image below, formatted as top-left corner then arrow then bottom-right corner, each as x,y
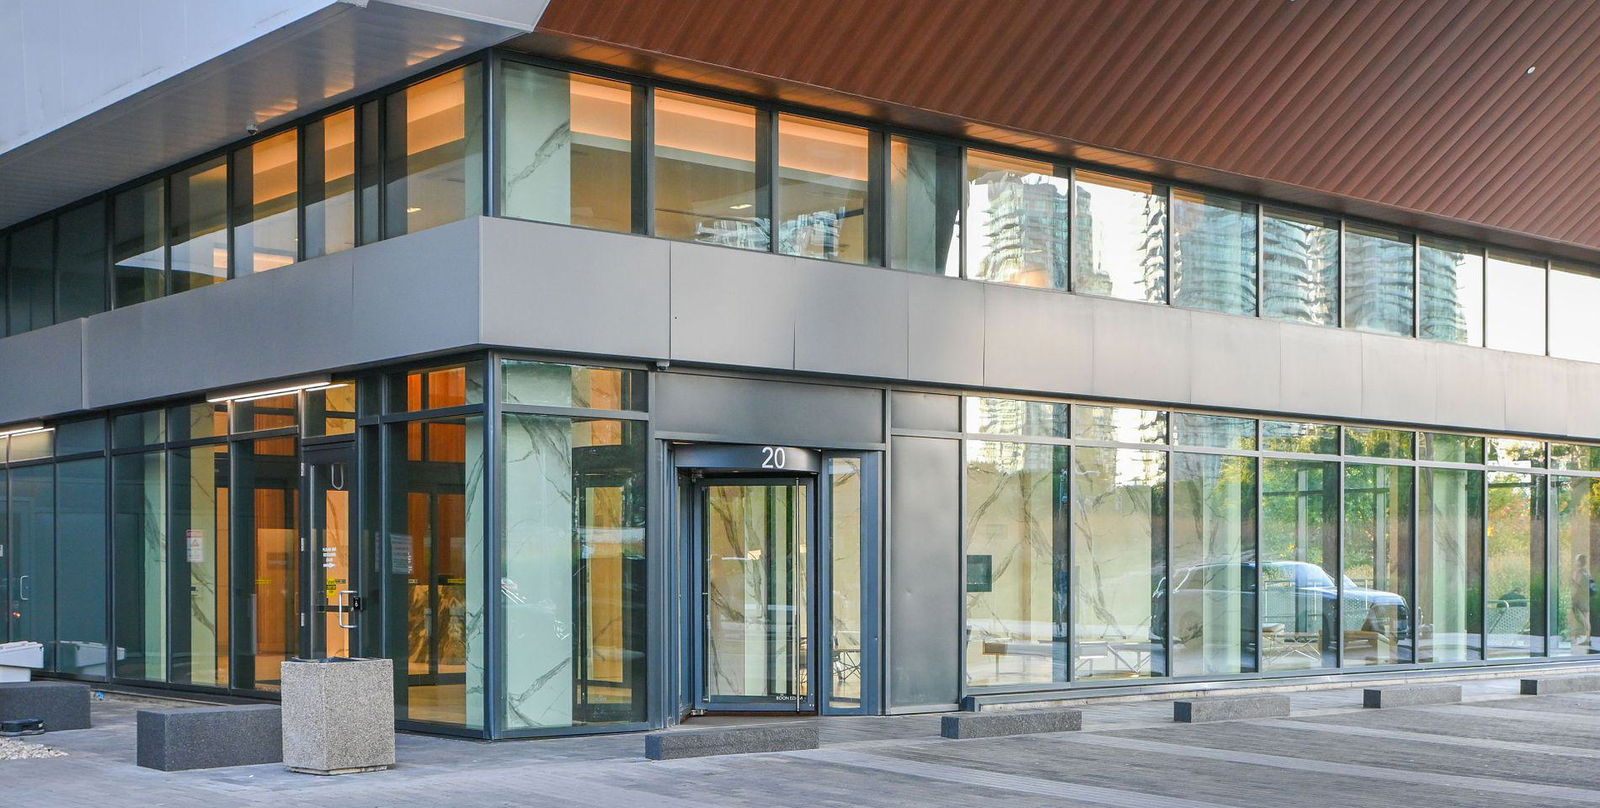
1418,237 -> 1483,345
1170,190 -> 1257,315
1262,208 -> 1338,326
1343,222 -> 1413,336
1171,413 -> 1256,450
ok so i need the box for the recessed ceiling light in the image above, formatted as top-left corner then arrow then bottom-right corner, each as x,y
1526,66 -> 1537,75
406,206 -> 422,213
729,203 -> 753,211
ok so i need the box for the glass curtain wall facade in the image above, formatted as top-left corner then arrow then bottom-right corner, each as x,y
935,393 -> 1600,693
6,51 -> 1600,369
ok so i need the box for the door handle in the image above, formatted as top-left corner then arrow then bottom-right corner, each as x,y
18,574 -> 28,601
338,590 -> 357,629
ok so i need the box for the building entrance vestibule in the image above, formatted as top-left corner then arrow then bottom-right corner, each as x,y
677,444 -> 879,718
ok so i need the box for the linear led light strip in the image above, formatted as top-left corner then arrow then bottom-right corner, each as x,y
206,377 -> 338,404
0,423 -> 51,439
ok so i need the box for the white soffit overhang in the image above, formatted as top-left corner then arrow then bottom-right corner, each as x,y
0,0 -> 548,229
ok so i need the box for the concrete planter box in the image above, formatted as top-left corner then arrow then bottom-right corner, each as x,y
281,658 -> 395,775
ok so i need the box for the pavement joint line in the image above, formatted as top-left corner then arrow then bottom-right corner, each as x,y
1415,703 -> 1600,724
1258,718 -> 1600,759
795,748 -> 1240,808
1055,732 -> 1600,804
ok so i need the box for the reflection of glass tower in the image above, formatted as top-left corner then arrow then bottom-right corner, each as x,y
978,173 -> 1068,288
1173,198 -> 1254,314
1070,180 -> 1167,302
1419,248 -> 1467,341
1344,233 -> 1413,332
1262,216 -> 1337,323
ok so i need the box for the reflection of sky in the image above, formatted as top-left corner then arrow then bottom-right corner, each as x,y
1077,181 -> 1162,300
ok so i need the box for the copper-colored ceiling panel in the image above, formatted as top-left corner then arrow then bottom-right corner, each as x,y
531,0 -> 1600,256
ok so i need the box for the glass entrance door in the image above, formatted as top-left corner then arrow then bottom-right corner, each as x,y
305,446 -> 357,658
697,479 -> 813,712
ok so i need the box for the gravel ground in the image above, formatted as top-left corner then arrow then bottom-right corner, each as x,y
0,736 -> 66,760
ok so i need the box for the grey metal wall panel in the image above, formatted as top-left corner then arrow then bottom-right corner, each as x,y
348,219 -> 483,365
479,218 -> 671,360
1188,308 -> 1282,413
1502,355 -> 1571,437
669,242 -> 799,370
84,251 -> 356,408
887,435 -> 960,708
1276,322 -> 1364,417
890,391 -> 960,432
792,262 -> 909,379
981,283 -> 1093,395
653,372 -> 883,447
0,319 -> 84,423
907,275 -> 984,387
1090,298 -> 1191,404
1360,334 -> 1435,424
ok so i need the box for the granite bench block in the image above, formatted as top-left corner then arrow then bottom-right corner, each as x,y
1521,674 -> 1600,695
0,681 -> 90,731
1362,684 -> 1461,708
281,658 -> 395,775
1173,695 -> 1291,723
941,709 -> 1082,739
645,723 -> 820,760
136,705 -> 283,771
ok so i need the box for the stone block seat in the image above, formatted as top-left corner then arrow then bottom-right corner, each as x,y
645,722 -> 820,760
1173,694 -> 1291,723
136,705 -> 283,771
0,681 -> 91,731
941,709 -> 1082,739
1362,684 -> 1461,708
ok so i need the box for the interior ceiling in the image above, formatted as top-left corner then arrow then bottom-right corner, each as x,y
524,0 -> 1600,262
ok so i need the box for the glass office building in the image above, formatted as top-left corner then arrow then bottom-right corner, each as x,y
6,18 -> 1600,740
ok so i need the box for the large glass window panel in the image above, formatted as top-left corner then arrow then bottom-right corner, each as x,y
171,444 -> 230,687
1418,237 -> 1483,345
1071,447 -> 1166,680
501,360 -> 646,411
304,383 -> 357,438
55,458 -> 108,677
391,361 -> 485,412
1420,433 -> 1484,464
303,109 -> 358,258
966,150 -> 1067,289
1486,471 -> 1544,658
1417,468 -> 1484,662
1343,222 -> 1414,336
169,157 -> 229,292
1549,263 -> 1600,362
1262,207 -> 1338,326
232,130 -> 299,272
1260,459 -> 1339,670
1171,413 -> 1256,451
56,201 -> 108,321
1344,427 -> 1415,460
1261,420 -> 1339,455
231,437 -> 300,692
652,91 -> 766,250
112,180 -> 166,307
1071,171 -> 1167,302
964,397 -> 1070,438
9,430 -> 52,463
777,115 -> 869,263
965,441 -> 1070,686
1170,190 -> 1257,315
888,136 -> 959,275
1485,253 -> 1547,354
113,451 -> 167,681
8,219 -> 54,335
385,65 -> 484,238
1072,405 -> 1167,444
829,457 -> 865,709
501,64 -> 632,233
1342,464 -> 1414,666
387,416 -> 485,728
1488,437 -> 1545,468
9,466 -> 55,669
1553,476 -> 1600,656
1170,453 -> 1256,676
501,415 -> 645,729
1552,443 -> 1600,472
231,393 -> 298,434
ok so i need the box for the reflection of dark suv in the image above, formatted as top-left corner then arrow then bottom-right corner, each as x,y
1155,561 -> 1409,644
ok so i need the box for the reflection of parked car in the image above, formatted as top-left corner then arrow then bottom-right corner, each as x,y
1155,561 -> 1409,645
